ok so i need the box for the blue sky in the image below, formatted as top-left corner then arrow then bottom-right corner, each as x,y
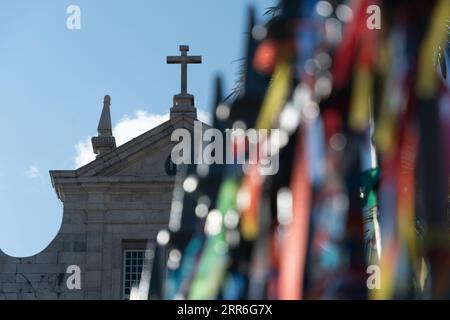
0,0 -> 274,257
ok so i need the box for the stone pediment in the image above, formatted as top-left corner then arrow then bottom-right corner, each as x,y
50,114 -> 205,200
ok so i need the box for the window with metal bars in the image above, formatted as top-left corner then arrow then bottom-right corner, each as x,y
122,249 -> 145,299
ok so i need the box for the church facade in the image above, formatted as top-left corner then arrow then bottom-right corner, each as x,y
0,45 -> 203,300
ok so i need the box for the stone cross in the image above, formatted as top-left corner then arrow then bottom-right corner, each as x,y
167,45 -> 202,95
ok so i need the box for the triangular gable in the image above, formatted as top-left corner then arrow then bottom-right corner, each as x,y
50,115 -> 208,196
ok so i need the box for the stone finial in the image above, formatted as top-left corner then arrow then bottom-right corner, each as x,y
98,95 -> 112,136
92,95 -> 116,157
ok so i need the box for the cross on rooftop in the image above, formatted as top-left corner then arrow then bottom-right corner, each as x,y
167,45 -> 202,95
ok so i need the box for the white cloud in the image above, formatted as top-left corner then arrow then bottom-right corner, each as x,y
75,138 -> 95,168
26,164 -> 40,178
114,110 -> 170,146
74,109 -> 211,168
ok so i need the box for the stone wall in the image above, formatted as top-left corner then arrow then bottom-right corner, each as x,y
0,180 -> 174,300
